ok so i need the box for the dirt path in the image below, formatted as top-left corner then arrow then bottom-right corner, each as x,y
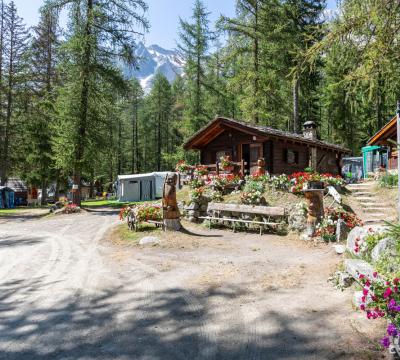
0,212 -> 386,359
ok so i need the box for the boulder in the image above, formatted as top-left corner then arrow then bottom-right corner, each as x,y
336,219 -> 351,242
347,225 -> 388,256
371,237 -> 396,262
333,244 -> 346,254
345,259 -> 375,280
139,236 -> 160,245
288,202 -> 307,232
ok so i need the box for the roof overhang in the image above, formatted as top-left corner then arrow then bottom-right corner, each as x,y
368,115 -> 397,146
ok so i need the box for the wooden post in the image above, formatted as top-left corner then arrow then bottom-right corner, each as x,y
303,189 -> 324,239
241,159 -> 245,177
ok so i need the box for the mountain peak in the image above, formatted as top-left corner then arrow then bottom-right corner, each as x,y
122,43 -> 185,94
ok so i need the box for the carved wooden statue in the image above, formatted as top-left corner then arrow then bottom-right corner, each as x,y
303,189 -> 324,239
162,173 -> 181,230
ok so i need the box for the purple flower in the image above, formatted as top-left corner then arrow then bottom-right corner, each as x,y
387,323 -> 398,337
380,336 -> 390,348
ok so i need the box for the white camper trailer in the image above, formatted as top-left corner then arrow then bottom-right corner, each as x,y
153,172 -> 170,198
117,174 -> 156,202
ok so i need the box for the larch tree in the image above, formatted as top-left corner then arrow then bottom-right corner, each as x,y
51,0 -> 148,205
0,1 -> 29,185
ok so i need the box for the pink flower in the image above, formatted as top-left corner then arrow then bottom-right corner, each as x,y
365,280 -> 371,287
360,304 -> 365,311
394,278 -> 399,285
363,288 -> 369,296
359,274 -> 365,279
383,288 -> 392,299
373,272 -> 378,278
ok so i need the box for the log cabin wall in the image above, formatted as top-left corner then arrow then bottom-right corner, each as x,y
270,140 -> 310,174
200,130 -> 260,164
198,128 -> 342,175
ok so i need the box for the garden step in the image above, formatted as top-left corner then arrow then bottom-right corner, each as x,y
363,219 -> 385,224
363,207 -> 392,212
345,259 -> 375,280
353,191 -> 375,198
355,196 -> 380,201
347,183 -> 374,188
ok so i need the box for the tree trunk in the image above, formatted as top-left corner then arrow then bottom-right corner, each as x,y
41,177 -> 47,206
292,77 -> 300,133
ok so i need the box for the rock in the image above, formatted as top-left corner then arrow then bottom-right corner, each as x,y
288,202 -> 307,232
345,259 -> 375,280
338,271 -> 353,287
333,244 -> 346,254
371,237 -> 396,262
336,219 -> 351,242
347,225 -> 388,256
346,226 -> 368,256
139,236 -> 160,245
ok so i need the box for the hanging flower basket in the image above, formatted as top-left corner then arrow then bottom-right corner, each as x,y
175,160 -> 190,174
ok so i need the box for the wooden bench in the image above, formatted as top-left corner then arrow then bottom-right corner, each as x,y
199,202 -> 287,235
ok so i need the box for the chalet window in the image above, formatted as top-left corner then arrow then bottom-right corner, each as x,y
216,150 -> 232,161
284,149 -> 299,165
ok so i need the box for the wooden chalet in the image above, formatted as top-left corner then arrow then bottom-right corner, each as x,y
183,117 -> 350,175
366,115 -> 397,171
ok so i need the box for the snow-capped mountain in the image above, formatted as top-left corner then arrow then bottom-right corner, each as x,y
122,42 -> 185,93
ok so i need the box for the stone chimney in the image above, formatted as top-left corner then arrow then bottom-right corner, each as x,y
303,121 -> 317,140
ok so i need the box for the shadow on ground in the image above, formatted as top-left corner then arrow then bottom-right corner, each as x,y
0,276 -> 373,360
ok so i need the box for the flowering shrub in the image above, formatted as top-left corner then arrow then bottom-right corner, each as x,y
175,160 -> 191,173
188,178 -> 205,189
269,174 -> 290,191
358,272 -> 400,349
315,207 -> 362,242
190,187 -> 205,202
288,172 -> 344,194
240,190 -> 264,205
64,203 -> 80,214
194,165 -> 209,177
212,174 -> 240,190
119,206 -> 131,220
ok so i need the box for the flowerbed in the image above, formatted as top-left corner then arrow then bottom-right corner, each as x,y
288,172 -> 344,194
358,272 -> 400,351
119,203 -> 162,222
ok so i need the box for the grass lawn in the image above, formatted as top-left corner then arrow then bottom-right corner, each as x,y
0,209 -> 21,215
109,223 -> 161,245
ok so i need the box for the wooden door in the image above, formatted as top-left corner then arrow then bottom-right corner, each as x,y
249,144 -> 262,174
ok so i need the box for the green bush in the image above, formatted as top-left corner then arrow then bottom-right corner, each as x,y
379,173 -> 398,188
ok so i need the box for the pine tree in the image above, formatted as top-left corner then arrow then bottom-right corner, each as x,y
178,0 -> 213,134
22,1 -> 60,204
0,1 -> 29,185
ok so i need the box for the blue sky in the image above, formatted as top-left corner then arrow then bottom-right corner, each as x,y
14,0 -> 338,49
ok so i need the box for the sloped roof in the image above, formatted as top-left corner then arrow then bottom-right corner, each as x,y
183,117 -> 350,153
5,178 -> 27,192
367,115 -> 397,146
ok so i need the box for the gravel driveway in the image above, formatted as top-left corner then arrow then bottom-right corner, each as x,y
0,211 -> 386,359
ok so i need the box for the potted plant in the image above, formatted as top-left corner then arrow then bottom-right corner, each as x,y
219,155 -> 234,172
175,160 -> 190,174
